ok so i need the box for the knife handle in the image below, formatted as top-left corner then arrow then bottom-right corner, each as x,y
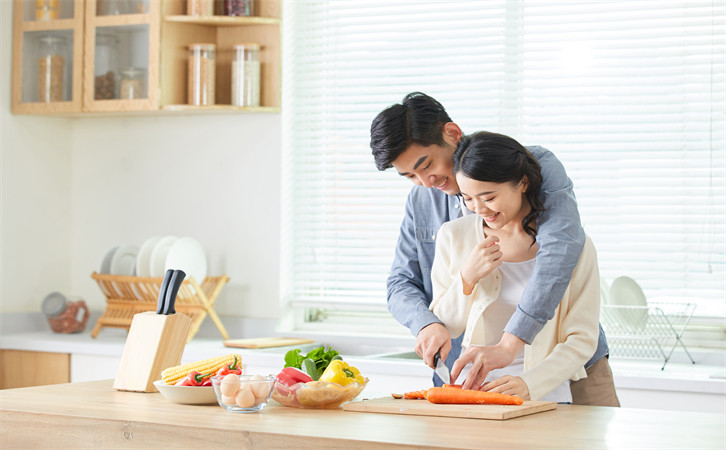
156,269 -> 174,314
433,351 -> 441,367
163,269 -> 186,315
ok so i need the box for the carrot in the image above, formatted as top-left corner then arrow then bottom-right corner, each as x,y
403,389 -> 428,399
442,384 -> 462,389
391,393 -> 403,399
426,387 -> 523,405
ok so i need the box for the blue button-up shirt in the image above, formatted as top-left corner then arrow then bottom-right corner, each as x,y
387,145 -> 609,375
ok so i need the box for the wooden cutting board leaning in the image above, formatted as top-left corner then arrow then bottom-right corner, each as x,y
342,397 -> 557,420
223,337 -> 315,349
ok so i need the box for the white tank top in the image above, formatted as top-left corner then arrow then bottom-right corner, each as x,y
482,258 -> 573,403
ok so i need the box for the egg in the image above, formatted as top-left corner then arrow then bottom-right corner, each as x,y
235,384 -> 256,408
221,394 -> 236,405
220,374 -> 241,397
250,378 -> 270,401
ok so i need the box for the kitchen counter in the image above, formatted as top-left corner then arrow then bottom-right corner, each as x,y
1,380 -> 724,449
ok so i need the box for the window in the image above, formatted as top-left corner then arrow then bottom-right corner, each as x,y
281,1 -> 725,335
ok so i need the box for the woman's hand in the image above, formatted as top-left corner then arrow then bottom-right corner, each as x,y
460,236 -> 502,295
450,334 -> 525,389
481,375 -> 530,400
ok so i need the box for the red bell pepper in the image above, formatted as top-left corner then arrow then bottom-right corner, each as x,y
175,370 -> 211,386
276,367 -> 313,386
216,355 -> 243,377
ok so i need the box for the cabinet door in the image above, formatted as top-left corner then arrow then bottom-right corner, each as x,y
11,0 -> 84,114
82,0 -> 160,111
0,350 -> 70,389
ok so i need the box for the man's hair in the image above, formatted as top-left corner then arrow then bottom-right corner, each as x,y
370,92 -> 452,171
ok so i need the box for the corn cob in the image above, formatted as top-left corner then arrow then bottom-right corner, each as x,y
161,353 -> 242,385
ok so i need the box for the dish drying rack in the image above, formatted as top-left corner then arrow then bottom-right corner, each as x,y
90,272 -> 230,342
600,302 -> 696,370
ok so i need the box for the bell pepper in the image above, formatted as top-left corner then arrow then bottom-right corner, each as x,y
216,355 -> 243,377
319,360 -> 365,386
175,370 -> 211,386
276,367 -> 313,387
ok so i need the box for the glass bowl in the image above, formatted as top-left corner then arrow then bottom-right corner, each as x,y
271,378 -> 369,409
211,374 -> 276,413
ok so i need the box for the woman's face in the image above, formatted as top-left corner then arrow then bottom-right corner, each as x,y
456,173 -> 529,230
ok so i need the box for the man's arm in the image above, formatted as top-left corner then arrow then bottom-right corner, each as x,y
386,189 -> 442,335
503,146 -> 586,343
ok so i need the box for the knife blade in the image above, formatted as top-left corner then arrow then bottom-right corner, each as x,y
433,351 -> 451,385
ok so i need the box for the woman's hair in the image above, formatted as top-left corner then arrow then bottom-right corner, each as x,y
453,131 -> 544,244
370,92 -> 452,171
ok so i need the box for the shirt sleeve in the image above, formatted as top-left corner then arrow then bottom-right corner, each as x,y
387,190 -> 443,337
503,147 -> 587,344
429,222 -> 474,340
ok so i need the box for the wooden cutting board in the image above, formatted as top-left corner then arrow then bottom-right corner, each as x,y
223,337 -> 315,349
342,396 -> 557,420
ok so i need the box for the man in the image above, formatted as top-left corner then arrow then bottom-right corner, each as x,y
370,92 -> 619,406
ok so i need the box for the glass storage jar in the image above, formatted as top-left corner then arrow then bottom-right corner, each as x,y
224,0 -> 253,16
42,292 -> 90,334
119,67 -> 147,100
94,34 -> 120,100
187,0 -> 214,16
36,0 -> 60,20
188,43 -> 216,106
36,34 -> 68,103
231,43 -> 260,107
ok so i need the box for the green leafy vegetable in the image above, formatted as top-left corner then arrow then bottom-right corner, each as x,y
284,346 -> 341,379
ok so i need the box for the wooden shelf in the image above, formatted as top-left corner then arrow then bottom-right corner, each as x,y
164,15 -> 281,26
161,104 -> 281,113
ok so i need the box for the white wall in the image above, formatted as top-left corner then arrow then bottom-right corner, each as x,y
1,1 -> 283,320
1,1 -> 74,313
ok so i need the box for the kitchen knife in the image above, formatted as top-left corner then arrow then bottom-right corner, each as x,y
156,269 -> 175,314
433,351 -> 451,385
163,269 -> 186,315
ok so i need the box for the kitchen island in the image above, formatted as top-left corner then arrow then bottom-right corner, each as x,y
1,380 -> 724,449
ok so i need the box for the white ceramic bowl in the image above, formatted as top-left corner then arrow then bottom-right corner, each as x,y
153,380 -> 216,405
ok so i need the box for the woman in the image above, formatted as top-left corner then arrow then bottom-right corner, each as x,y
429,131 -> 601,402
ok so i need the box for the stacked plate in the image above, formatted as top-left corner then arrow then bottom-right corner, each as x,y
99,236 -> 208,283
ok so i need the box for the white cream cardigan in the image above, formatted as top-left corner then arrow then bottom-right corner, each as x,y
430,214 -> 600,401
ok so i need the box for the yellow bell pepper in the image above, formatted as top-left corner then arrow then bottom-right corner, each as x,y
319,360 -> 365,386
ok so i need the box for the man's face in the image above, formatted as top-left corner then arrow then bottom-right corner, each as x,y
390,123 -> 462,196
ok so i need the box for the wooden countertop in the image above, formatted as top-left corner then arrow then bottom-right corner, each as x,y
1,380 -> 724,449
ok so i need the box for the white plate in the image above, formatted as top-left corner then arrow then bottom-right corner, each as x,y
165,237 -> 207,283
136,236 -> 162,277
100,246 -> 119,274
109,245 -> 139,276
153,380 -> 216,405
149,236 -> 178,278
609,276 -> 648,329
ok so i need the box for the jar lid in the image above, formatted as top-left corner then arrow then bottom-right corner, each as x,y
38,35 -> 66,44
188,43 -> 216,50
96,33 -> 119,45
121,67 -> 146,77
233,43 -> 261,50
42,292 -> 67,317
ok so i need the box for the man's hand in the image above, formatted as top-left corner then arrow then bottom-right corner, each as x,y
450,332 -> 526,389
460,236 -> 502,295
415,323 -> 452,368
481,375 -> 530,400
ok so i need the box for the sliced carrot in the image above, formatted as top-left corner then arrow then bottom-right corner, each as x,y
391,393 -> 403,399
403,389 -> 428,399
426,387 -> 523,405
442,384 -> 462,389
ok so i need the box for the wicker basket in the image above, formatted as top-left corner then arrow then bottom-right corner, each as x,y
90,272 -> 229,342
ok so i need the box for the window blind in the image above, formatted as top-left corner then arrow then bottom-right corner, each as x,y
281,0 -> 725,332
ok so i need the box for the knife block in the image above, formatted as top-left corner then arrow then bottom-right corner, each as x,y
113,311 -> 192,393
